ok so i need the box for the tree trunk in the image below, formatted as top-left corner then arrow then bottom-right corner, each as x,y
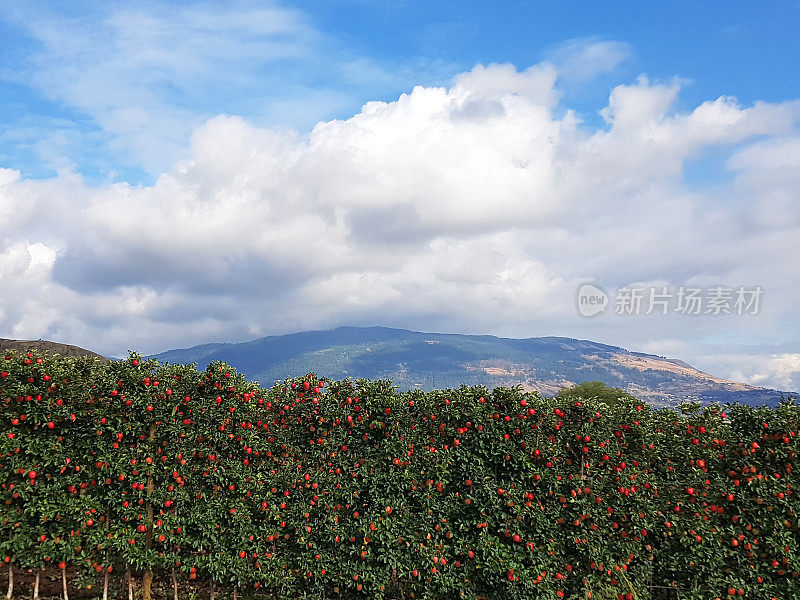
171,567 -> 178,600
142,420 -> 157,600
33,570 -> 40,600
61,565 -> 69,600
209,580 -> 216,600
233,585 -> 237,600
126,568 -> 133,600
102,569 -> 109,600
5,564 -> 12,600
142,570 -> 152,600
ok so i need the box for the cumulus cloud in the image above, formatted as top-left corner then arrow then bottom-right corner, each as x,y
1,61 -> 799,390
701,354 -> 800,392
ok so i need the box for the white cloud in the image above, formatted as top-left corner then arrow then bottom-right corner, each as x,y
546,37 -> 632,82
701,354 -> 800,392
0,61 -> 799,392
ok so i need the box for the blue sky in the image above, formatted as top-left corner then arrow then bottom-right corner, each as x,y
0,1 -> 799,391
2,1 -> 798,182
302,1 -> 800,104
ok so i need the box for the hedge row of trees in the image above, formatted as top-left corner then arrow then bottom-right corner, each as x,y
1,349 -> 798,600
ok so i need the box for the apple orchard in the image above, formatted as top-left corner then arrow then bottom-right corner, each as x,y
1,350 -> 798,600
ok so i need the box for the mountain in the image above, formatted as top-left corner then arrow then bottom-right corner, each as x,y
149,326 -> 792,406
0,338 -> 109,362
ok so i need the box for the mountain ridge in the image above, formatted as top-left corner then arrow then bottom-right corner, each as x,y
148,326 -> 792,406
0,338 -> 109,362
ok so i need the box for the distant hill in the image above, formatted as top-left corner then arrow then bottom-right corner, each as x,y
149,326 -> 792,406
0,338 -> 109,362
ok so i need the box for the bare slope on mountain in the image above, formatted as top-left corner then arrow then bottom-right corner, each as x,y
0,338 -> 109,362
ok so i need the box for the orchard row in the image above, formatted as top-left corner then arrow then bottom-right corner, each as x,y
1,349 -> 798,600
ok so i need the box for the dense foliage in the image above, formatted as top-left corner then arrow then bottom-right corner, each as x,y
1,349 -> 798,600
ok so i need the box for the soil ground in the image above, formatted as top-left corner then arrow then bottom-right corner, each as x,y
0,566 -> 226,600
